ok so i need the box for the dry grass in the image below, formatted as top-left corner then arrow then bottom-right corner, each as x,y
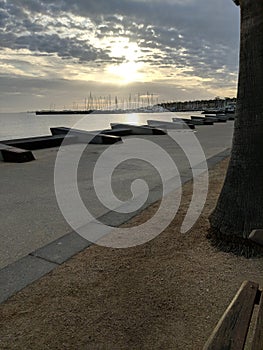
0,158 -> 262,350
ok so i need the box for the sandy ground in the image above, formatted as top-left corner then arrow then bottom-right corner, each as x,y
0,158 -> 263,350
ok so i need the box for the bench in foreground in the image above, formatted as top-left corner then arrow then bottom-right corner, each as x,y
0,143 -> 35,163
203,280 -> 263,350
3,134 -> 77,150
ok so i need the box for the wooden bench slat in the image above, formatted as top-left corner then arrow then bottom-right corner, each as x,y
203,281 -> 259,350
251,290 -> 263,350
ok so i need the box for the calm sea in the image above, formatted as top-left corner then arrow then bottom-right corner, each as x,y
0,111 -> 202,141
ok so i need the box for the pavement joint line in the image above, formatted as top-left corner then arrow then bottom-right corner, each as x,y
29,253 -> 60,266
0,147 -> 231,304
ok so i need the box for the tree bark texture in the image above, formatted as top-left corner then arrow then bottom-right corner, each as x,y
209,0 -> 263,239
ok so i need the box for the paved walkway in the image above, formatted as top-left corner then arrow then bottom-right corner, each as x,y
0,122 -> 234,270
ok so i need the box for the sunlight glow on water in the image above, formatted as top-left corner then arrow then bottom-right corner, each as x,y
0,111 -> 200,140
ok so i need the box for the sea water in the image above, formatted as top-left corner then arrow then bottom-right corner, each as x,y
0,111 -> 201,140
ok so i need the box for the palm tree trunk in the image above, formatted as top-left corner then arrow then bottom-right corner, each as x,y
209,0 -> 263,249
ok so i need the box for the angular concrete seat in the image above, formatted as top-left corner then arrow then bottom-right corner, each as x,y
148,119 -> 195,130
98,128 -> 132,136
50,127 -> 122,144
0,144 -> 35,163
178,118 -> 213,126
205,115 -> 227,122
110,123 -> 166,135
3,134 -> 78,150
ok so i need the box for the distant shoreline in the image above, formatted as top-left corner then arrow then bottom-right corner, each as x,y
35,110 -> 93,115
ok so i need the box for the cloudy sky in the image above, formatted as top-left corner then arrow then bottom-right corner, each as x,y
0,0 -> 240,112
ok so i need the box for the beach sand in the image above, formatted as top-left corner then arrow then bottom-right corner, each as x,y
0,157 -> 262,350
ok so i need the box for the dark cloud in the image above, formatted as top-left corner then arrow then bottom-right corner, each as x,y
0,0 -> 109,62
0,0 -> 239,70
0,0 -> 240,111
14,34 -> 102,61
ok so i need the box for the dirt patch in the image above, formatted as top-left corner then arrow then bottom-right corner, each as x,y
0,158 -> 262,350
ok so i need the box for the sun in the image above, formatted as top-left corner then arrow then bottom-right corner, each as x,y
105,40 -> 144,84
107,61 -> 143,84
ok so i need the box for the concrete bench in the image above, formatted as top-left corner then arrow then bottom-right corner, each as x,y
147,119 -> 195,130
99,128 -> 132,136
0,143 -> 35,163
203,281 -> 263,350
226,114 -> 236,121
50,127 -> 122,144
205,115 -> 227,122
180,117 -> 213,126
3,134 -> 77,150
191,115 -> 224,123
191,115 -> 205,120
110,123 -> 166,135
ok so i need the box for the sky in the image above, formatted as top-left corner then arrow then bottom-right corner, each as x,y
0,0 -> 240,112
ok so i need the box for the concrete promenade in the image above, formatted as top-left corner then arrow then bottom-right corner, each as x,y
0,122 -> 234,270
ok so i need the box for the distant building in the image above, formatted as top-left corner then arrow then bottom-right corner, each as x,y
160,97 -> 237,112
